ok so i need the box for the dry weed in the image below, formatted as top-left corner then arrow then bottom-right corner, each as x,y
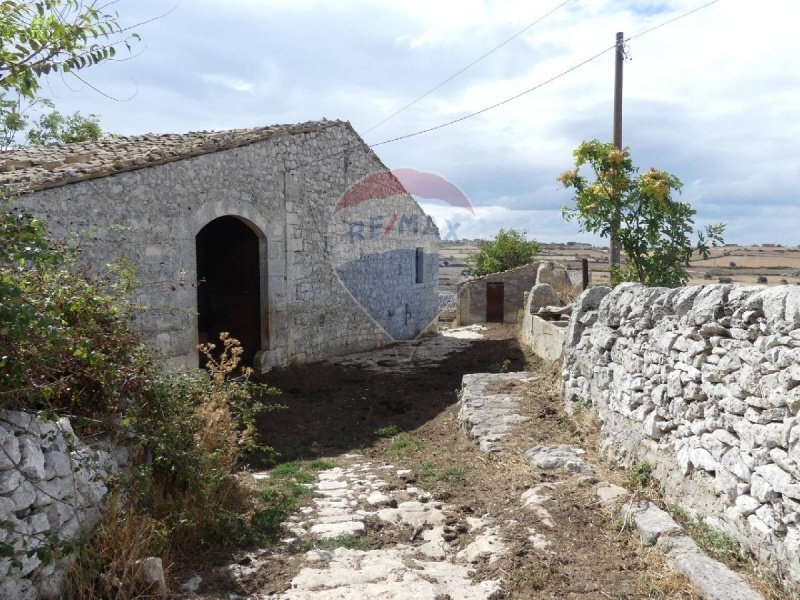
65,500 -> 166,600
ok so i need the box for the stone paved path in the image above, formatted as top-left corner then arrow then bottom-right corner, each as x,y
268,458 -> 504,599
185,327 -> 774,599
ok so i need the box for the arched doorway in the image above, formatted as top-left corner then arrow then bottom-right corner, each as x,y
196,216 -> 262,367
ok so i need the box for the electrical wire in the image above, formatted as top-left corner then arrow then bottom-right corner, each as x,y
362,0 -> 577,136
628,0 -> 722,41
371,43 -> 616,147
369,0 -> 724,148
186,0 -> 726,178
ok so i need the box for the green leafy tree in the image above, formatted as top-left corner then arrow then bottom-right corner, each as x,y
27,108 -> 103,144
0,1 -> 139,99
464,228 -> 539,277
0,0 -> 139,148
558,140 -> 725,288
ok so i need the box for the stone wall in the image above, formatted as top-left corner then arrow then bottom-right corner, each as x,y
456,263 -> 538,325
522,315 -> 567,362
14,122 -> 439,372
563,283 -> 800,588
0,410 -> 124,599
521,283 -> 567,361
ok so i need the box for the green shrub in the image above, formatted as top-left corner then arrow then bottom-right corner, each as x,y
628,461 -> 654,490
0,206 -> 283,591
0,209 -> 147,418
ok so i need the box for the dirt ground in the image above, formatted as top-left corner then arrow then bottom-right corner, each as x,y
181,325 -> 708,599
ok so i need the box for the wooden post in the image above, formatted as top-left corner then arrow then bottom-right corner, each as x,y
582,258 -> 590,290
610,31 -> 624,272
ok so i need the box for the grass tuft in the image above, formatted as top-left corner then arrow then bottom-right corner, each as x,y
243,459 -> 335,546
670,505 -> 740,563
389,432 -> 424,456
374,424 -> 400,438
438,465 -> 468,486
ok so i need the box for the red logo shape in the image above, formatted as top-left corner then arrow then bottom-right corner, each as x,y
333,168 -> 474,214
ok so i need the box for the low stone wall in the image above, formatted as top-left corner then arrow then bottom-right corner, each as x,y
520,282 -> 568,361
0,410 -> 124,599
563,283 -> 800,588
522,316 -> 567,362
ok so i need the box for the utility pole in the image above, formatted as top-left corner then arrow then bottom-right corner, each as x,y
610,31 -> 624,271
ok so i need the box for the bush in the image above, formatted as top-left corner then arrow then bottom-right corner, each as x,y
0,209 -> 147,419
124,335 -> 278,553
756,275 -> 768,284
628,461 -> 654,490
1,205 -> 281,593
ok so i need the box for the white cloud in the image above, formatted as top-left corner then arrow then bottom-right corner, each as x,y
199,74 -> 256,94
30,0 -> 800,244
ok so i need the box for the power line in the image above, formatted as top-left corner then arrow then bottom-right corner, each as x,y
362,0 -> 577,136
370,0 -> 724,148
628,0 -> 722,41
372,43 -> 616,147
245,0 -> 725,176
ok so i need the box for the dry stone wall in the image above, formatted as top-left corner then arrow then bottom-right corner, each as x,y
563,282 -> 800,588
0,410 -> 124,599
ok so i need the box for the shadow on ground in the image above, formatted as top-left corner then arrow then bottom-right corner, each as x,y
173,333 -> 524,596
253,336 -> 525,466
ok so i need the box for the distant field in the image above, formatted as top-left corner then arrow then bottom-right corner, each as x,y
439,241 -> 800,292
691,255 -> 800,269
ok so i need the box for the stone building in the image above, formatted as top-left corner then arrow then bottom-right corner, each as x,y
456,263 -> 538,325
2,120 -> 439,372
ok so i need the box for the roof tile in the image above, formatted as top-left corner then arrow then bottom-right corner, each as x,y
0,119 -> 343,194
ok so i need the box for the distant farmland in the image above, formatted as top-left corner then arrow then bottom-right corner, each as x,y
439,241 -> 800,292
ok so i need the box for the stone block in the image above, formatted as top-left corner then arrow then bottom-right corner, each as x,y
136,557 -> 167,598
17,435 -> 45,481
0,426 -> 21,470
10,480 -> 36,512
0,468 -> 22,495
525,445 -> 593,475
668,548 -> 765,600
528,283 -> 562,313
622,501 -> 682,545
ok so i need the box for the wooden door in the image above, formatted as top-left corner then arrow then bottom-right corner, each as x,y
486,283 -> 504,322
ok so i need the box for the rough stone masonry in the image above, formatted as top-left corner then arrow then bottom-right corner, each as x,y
563,282 -> 800,589
0,410 -> 125,599
2,120 -> 439,372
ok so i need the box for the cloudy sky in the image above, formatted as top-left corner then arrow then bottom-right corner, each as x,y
40,0 -> 800,245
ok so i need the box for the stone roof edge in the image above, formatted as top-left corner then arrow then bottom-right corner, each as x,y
8,120 -> 349,196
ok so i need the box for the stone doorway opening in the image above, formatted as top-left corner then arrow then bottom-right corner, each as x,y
196,216 -> 263,367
